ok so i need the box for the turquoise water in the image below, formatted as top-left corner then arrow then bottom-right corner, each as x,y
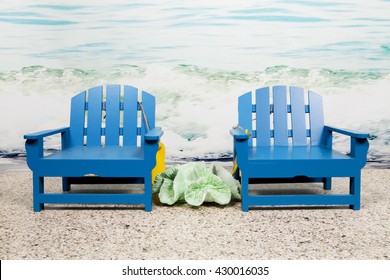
1,0 -> 390,71
0,0 -> 389,166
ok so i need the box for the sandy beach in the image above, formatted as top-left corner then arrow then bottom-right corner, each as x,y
0,161 -> 389,260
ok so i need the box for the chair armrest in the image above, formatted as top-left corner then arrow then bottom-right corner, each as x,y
24,127 -> 70,169
324,125 -> 369,167
145,127 -> 163,142
230,127 -> 250,141
324,125 -> 369,139
24,127 -> 70,140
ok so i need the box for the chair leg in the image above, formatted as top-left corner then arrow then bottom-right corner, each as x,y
349,173 -> 361,210
324,177 -> 331,190
241,175 -> 249,212
33,174 -> 44,212
62,177 -> 71,192
144,175 -> 152,212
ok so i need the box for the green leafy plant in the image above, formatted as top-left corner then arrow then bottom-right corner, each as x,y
153,162 -> 241,206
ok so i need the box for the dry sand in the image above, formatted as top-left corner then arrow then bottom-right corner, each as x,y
0,167 -> 389,260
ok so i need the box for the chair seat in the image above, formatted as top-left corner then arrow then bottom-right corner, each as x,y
248,146 -> 350,161
245,146 -> 358,178
36,146 -> 147,177
46,146 -> 144,161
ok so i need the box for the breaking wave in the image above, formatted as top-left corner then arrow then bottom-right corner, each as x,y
1,64 -> 389,166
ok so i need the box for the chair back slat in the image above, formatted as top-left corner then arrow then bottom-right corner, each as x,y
290,86 -> 307,146
105,85 -> 121,146
122,85 -> 138,146
238,92 -> 253,146
86,86 -> 103,146
68,85 -> 155,148
255,87 -> 271,146
238,86 -> 325,147
273,86 -> 288,146
69,91 -> 87,147
308,91 -> 325,146
140,91 -> 156,145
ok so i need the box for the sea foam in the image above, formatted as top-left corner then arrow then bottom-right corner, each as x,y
0,64 -> 389,165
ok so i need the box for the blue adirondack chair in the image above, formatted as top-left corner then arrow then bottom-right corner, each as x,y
24,85 -> 163,212
231,86 -> 369,211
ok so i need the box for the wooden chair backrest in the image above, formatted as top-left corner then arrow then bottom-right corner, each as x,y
69,85 -> 155,147
238,86 -> 325,147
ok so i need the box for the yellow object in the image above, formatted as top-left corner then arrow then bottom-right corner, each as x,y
152,142 -> 166,184
231,158 -> 238,175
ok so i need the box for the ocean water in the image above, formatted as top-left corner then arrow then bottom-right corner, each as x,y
0,0 -> 389,166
